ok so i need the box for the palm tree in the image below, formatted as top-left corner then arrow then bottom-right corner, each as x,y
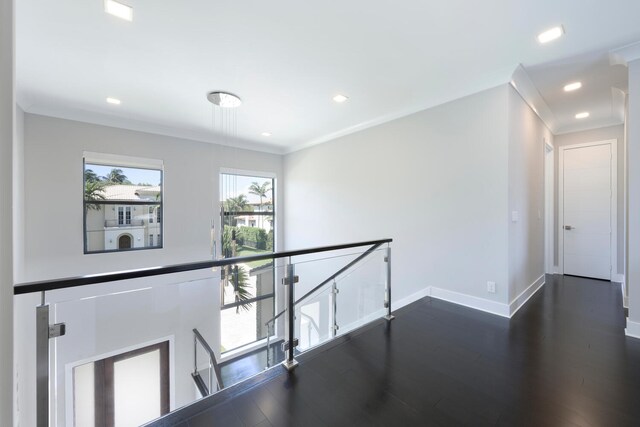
84,168 -> 100,183
224,194 -> 250,212
84,180 -> 106,211
103,168 -> 130,184
230,265 -> 252,313
248,181 -> 271,228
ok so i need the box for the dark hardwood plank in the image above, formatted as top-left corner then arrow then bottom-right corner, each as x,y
155,274 -> 640,427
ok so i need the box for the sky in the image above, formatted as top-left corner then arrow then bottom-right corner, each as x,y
86,164 -> 162,186
221,174 -> 273,204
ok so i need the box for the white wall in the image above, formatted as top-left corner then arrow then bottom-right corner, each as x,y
14,114 -> 284,425
507,87 -> 549,312
20,113 -> 283,281
0,0 -> 14,424
284,85 -> 511,313
627,59 -> 640,338
554,125 -> 625,276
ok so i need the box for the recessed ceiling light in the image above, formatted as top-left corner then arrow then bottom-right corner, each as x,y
261,132 -> 272,137
333,94 -> 349,103
564,82 -> 582,92
207,91 -> 242,108
537,26 -> 564,44
575,112 -> 590,119
105,0 -> 133,22
106,97 -> 121,105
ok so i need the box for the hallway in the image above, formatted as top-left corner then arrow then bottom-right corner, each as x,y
155,275 -> 640,426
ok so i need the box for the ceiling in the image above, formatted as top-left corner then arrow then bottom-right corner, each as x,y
523,50 -> 628,135
16,0 -> 640,153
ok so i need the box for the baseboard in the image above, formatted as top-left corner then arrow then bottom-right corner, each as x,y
626,319 -> 640,340
393,286 -> 432,311
618,279 -> 629,308
508,275 -> 545,317
429,286 -> 510,318
613,273 -> 625,283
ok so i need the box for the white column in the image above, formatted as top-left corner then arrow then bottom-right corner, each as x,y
627,59 -> 640,338
0,0 -> 15,423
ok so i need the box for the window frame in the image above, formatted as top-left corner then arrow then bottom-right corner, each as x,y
83,157 -> 164,255
219,170 -> 277,355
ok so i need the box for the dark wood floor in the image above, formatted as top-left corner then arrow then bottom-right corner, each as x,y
154,275 -> 640,426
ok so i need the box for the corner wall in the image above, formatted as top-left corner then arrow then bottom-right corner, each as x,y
0,0 -> 14,424
627,59 -> 640,338
507,86 -> 550,315
284,85 -> 511,314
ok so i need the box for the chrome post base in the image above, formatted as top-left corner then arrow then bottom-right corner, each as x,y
282,359 -> 299,371
384,314 -> 395,321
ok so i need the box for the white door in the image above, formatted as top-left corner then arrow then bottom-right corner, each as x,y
562,143 -> 612,280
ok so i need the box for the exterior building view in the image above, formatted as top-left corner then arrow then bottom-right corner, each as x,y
86,184 -> 162,252
3,1 -> 640,426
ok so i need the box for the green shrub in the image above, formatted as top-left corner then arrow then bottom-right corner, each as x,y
239,226 -> 268,250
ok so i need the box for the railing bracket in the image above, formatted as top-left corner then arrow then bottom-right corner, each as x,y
282,338 -> 299,352
49,322 -> 66,339
281,275 -> 299,285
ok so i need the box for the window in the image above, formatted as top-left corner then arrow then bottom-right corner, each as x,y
219,173 -> 275,353
84,153 -> 163,253
149,234 -> 154,246
118,207 -> 132,225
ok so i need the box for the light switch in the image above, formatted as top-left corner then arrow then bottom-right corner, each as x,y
511,211 -> 519,222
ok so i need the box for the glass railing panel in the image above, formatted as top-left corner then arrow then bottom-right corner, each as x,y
49,270 -> 219,427
334,247 -> 387,335
294,284 -> 333,352
44,261 -> 287,427
290,246 -> 388,356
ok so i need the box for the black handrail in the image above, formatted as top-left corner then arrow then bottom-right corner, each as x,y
265,241 -> 385,325
13,239 -> 392,295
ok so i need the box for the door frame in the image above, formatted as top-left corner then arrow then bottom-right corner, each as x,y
558,139 -> 617,278
544,140 -> 554,274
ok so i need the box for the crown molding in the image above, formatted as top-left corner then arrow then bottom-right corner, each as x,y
610,41 -> 640,66
510,64 -> 558,133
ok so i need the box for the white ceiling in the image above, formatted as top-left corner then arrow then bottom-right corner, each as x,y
16,0 -> 640,153
523,50 -> 628,135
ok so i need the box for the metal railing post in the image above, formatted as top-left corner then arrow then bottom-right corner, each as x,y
36,302 -> 49,427
36,291 -> 66,427
331,280 -> 339,337
282,258 -> 299,371
384,246 -> 394,321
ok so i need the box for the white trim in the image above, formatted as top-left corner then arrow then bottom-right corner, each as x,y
626,319 -> 640,339
545,142 -> 555,274
429,287 -> 510,318
64,335 -> 176,424
558,139 -> 618,280
610,41 -> 640,67
510,65 -> 558,133
393,286 -> 432,311
613,273 -> 625,283
219,167 -> 277,179
509,275 -> 545,317
84,151 -> 164,169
